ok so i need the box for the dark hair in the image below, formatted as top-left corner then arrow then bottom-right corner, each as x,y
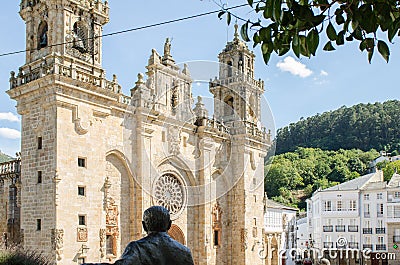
143,206 -> 171,232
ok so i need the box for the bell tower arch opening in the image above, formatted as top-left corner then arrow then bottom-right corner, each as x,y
37,21 -> 48,50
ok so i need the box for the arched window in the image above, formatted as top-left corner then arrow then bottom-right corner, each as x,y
168,224 -> 186,245
72,22 -> 88,53
224,95 -> 234,116
37,21 -> 48,49
227,61 -> 233,77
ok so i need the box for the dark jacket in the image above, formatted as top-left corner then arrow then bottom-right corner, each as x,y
85,232 -> 194,265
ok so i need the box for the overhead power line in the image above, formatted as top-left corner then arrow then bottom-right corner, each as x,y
0,3 -> 249,58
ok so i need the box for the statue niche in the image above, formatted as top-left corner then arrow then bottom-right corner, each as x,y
37,21 -> 48,49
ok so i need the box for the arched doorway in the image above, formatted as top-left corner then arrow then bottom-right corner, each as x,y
168,224 -> 186,245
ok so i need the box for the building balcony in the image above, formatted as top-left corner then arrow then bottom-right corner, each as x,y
348,242 -> 359,249
376,244 -> 386,251
336,242 -> 346,249
323,225 -> 333,232
335,225 -> 346,232
364,212 -> 370,218
375,228 -> 386,234
348,225 -> 358,232
324,242 -> 334,248
363,244 -> 373,250
393,236 -> 400,243
363,228 -> 372,234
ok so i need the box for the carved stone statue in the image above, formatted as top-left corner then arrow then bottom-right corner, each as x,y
164,38 -> 171,57
83,206 -> 194,265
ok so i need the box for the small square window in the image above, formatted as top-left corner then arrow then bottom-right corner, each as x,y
37,171 -> 42,184
37,137 -> 43,150
78,186 -> 86,196
78,215 -> 86,226
78,158 -> 86,168
37,219 -> 42,231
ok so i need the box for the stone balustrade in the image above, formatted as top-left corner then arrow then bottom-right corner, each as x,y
0,159 -> 21,179
9,59 -> 125,102
20,0 -> 109,17
204,117 -> 230,134
209,75 -> 264,90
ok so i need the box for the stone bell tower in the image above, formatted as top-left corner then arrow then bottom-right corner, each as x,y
211,24 -> 264,125
209,24 -> 269,265
20,0 -> 108,67
7,1 -> 134,263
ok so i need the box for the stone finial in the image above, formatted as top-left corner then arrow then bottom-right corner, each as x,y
136,73 -> 145,85
234,23 -> 239,41
112,74 -> 117,83
182,63 -> 190,76
148,49 -> 161,65
193,96 -> 208,119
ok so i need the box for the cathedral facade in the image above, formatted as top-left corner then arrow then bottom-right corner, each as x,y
5,1 -> 271,264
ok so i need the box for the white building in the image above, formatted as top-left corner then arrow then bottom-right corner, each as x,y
307,171 -> 400,265
264,198 -> 297,265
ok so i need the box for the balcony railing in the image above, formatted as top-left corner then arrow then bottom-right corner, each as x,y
393,236 -> 400,243
348,242 -> 359,249
376,228 -> 386,234
363,228 -> 372,234
323,225 -> 333,232
336,242 -> 346,249
324,242 -> 334,248
376,244 -> 386,251
348,225 -> 359,232
363,244 -> 373,250
364,212 -> 370,218
335,225 -> 346,232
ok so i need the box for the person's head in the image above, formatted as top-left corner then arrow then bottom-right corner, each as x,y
142,206 -> 172,233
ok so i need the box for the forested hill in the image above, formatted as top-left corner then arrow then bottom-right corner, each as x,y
276,100 -> 400,154
0,152 -> 13,163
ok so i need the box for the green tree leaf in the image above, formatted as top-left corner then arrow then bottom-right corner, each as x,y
240,21 -> 251,42
307,29 -> 319,56
292,34 -> 300,58
323,41 -> 335,51
378,40 -> 390,63
218,11 -> 225,20
326,22 -> 337,41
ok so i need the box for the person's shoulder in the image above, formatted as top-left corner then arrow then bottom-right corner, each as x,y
163,234 -> 191,252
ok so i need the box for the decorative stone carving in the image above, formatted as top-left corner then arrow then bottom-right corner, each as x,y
153,174 -> 184,217
52,229 -> 64,261
106,200 -> 119,226
77,227 -> 88,242
168,126 -> 181,155
241,228 -> 248,251
212,202 -> 222,228
99,228 -> 106,258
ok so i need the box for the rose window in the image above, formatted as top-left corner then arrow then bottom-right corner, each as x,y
153,174 -> 185,216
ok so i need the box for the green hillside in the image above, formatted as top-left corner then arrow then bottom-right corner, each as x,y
265,147 -> 380,209
276,100 -> 400,154
0,151 -> 14,163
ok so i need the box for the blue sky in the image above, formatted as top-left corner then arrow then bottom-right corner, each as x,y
0,1 -> 399,156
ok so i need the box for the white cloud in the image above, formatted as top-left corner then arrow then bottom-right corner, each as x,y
0,128 -> 21,139
320,70 -> 329,76
0,112 -> 19,122
276,57 -> 313,78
